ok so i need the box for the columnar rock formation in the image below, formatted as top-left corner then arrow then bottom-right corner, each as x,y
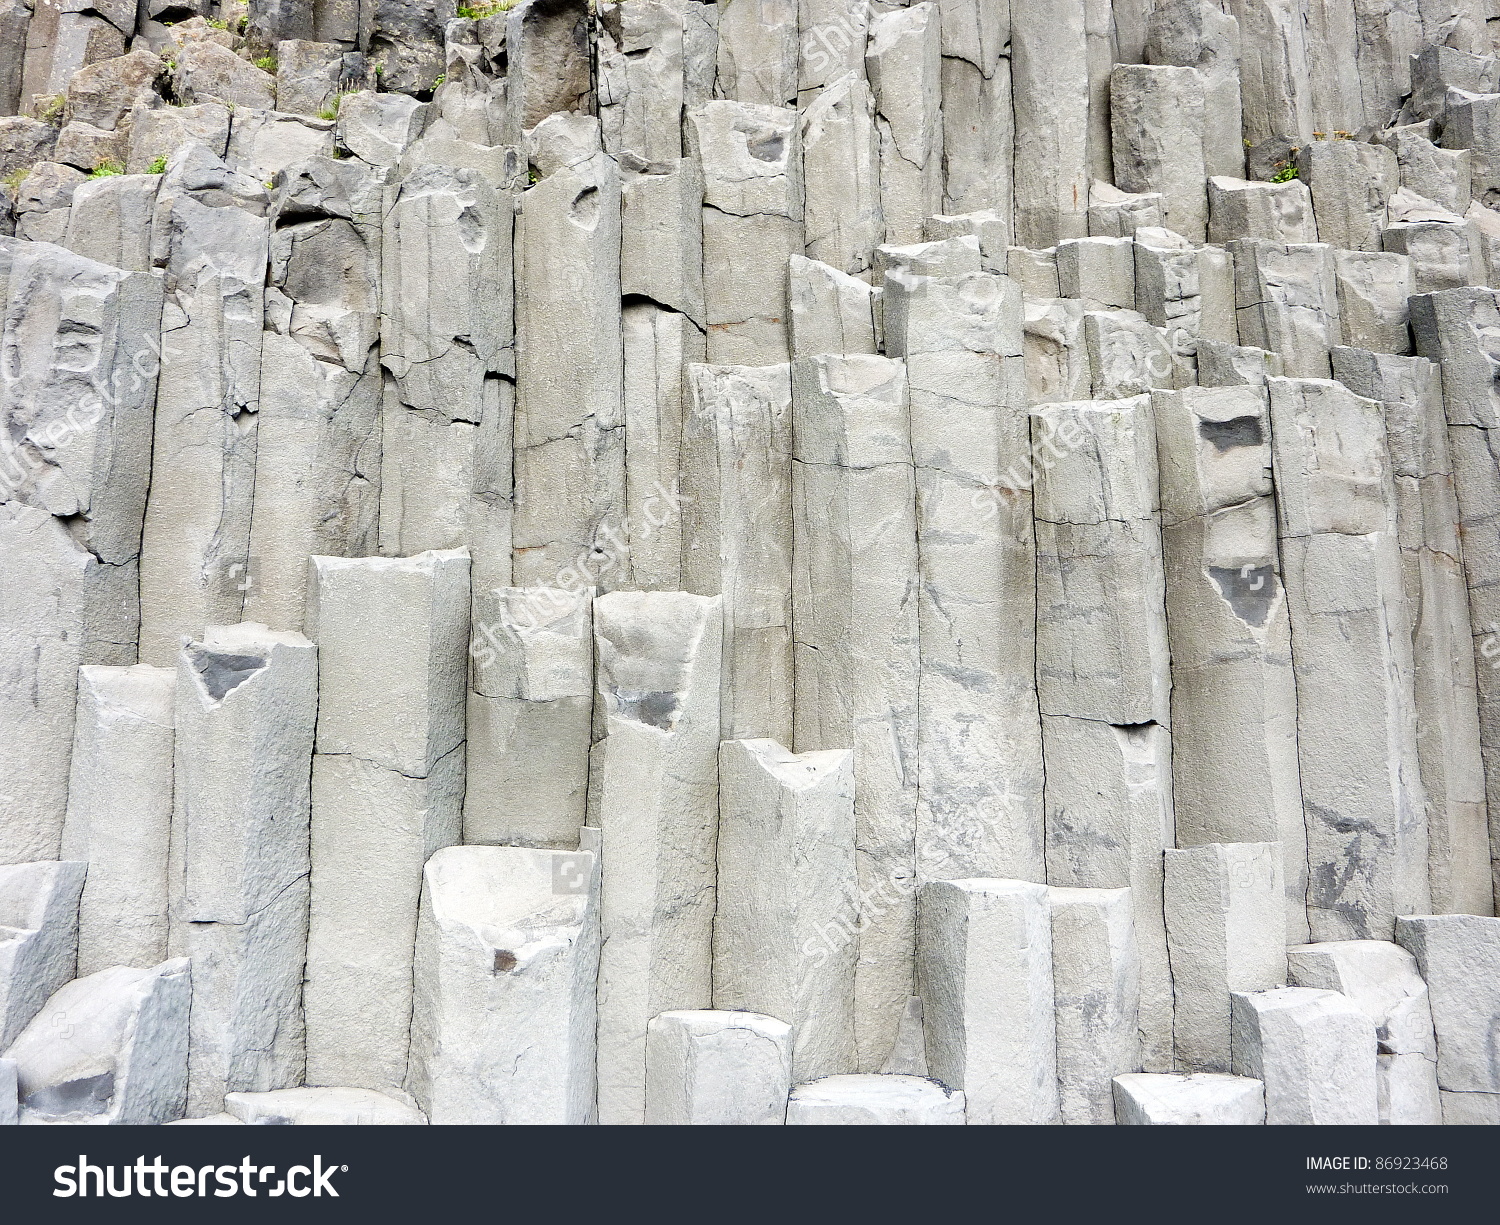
0,0 -> 1498,1127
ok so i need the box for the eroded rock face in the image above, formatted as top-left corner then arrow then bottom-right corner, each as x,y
0,0 -> 1497,1132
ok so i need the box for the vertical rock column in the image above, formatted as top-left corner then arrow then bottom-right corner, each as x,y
62,665 -> 175,975
883,266 -> 1044,883
1332,347 -> 1491,917
1011,0 -> 1090,248
408,844 -> 599,1125
865,3 -> 942,247
138,144 -> 270,664
173,623 -> 317,1117
513,114 -> 624,588
0,238 -> 163,862
381,140 -> 516,585
1268,377 -> 1429,939
937,0 -> 1012,230
1410,287 -> 1500,909
800,71 -> 884,279
465,585 -> 594,850
1109,64 -> 1208,243
246,157 -> 385,634
681,363 -> 795,744
791,354 -> 919,1072
1154,384 -> 1306,935
690,99 -> 803,366
713,738 -> 856,1084
1034,395 -> 1176,1071
593,591 -> 722,1125
304,549 -> 469,1098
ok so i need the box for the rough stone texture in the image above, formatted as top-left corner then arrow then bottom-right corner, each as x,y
713,739 -> 855,1085
304,550 -> 469,1099
3,959 -> 189,1125
1288,939 -> 1442,1124
0,860 -> 86,1051
1230,986 -> 1381,1124
1395,914 -> 1500,1094
409,845 -> 599,1125
1113,1072 -> 1266,1124
223,1085 -> 426,1125
62,666 -> 174,976
1165,842 -> 1287,1074
918,879 -> 1060,1125
173,623 -> 317,1117
1050,886 -> 1139,1125
786,1073 -> 965,1124
791,354 -> 918,1073
593,592 -> 722,1125
644,1010 -> 792,1125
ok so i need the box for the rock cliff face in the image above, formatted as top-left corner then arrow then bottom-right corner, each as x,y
0,0 -> 1496,1127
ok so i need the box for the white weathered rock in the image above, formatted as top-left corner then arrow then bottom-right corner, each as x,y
1394,914 -> 1500,1093
1154,386 -> 1307,936
1299,138 -> 1397,254
681,363 -> 794,744
1085,309 -> 1178,400
1270,378 -> 1428,940
1024,298 -> 1091,403
304,550 -> 469,1097
1088,181 -> 1164,238
1050,887 -> 1139,1125
644,1010 -> 792,1125
1333,250 -> 1413,355
884,269 -> 1042,885
594,592 -> 722,1124
1383,217 -> 1483,295
137,144 -> 268,664
1145,0 -> 1245,179
621,160 -> 705,328
789,256 -> 879,358
174,624 -> 317,1117
1058,237 -> 1137,310
786,1074 -> 965,1124
713,740 -> 855,1085
865,4 -> 942,246
1287,939 -> 1442,1125
1165,843 -> 1287,1074
1331,347 -> 1490,920
1132,226 -> 1237,352
62,666 -> 174,976
513,114 -> 623,588
224,1086 -> 426,1125
1207,176 -> 1316,245
918,879 -> 1059,1125
1231,240 -> 1342,377
1230,986 -> 1380,1124
1441,1090 -> 1500,1123
791,354 -> 918,1072
1110,64 -> 1208,242
1112,1072 -> 1266,1124
4,959 -> 189,1125
0,861 -> 85,1052
466,586 -> 593,849
714,0 -> 796,107
409,845 -> 598,1125
1011,0 -> 1089,248
689,100 -> 802,366
1195,339 -> 1284,385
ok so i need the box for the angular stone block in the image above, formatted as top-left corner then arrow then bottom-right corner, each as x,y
1287,939 -> 1442,1125
1394,914 -> 1500,1093
594,592 -> 722,1124
918,879 -> 1059,1125
644,1010 -> 792,1125
409,845 -> 598,1125
1112,1072 -> 1266,1124
681,363 -> 794,744
789,256 -> 879,358
713,740 -> 855,1085
1050,887 -> 1139,1125
1207,176 -> 1316,245
224,1086 -> 426,1125
1111,64 -> 1208,242
1165,842 -> 1287,1073
62,666 -> 175,976
4,959 -> 189,1126
786,1074 -> 965,1124
865,4 -> 942,245
1230,240 -> 1341,377
465,585 -> 593,849
0,861 -> 85,1053
1230,986 -> 1380,1124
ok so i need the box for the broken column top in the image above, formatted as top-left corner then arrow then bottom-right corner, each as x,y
1153,384 -> 1272,526
786,1074 -> 966,1124
1031,395 -> 1159,525
423,844 -> 594,941
594,590 -> 722,729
